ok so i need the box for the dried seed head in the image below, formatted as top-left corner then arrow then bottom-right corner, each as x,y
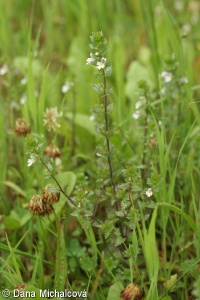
14,118 -> 31,136
44,144 -> 61,159
149,138 -> 157,148
29,194 -> 54,216
42,184 -> 60,204
14,282 -> 27,292
29,195 -> 44,215
42,202 -> 54,216
120,284 -> 144,300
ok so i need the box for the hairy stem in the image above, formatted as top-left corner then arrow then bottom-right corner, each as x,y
102,71 -> 120,212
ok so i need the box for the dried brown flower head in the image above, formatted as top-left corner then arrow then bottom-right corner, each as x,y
14,118 -> 31,136
44,144 -> 61,159
42,184 -> 60,204
29,194 -> 54,216
42,203 -> 54,216
120,284 -> 144,300
14,282 -> 27,291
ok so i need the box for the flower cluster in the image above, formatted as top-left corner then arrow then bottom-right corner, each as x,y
86,31 -> 111,74
43,107 -> 62,132
86,53 -> 107,70
29,184 -> 60,216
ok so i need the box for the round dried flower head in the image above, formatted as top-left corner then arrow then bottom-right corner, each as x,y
14,118 -> 31,136
42,184 -> 60,204
14,282 -> 27,292
44,144 -> 61,159
42,203 -> 54,216
120,284 -> 144,300
29,195 -> 44,215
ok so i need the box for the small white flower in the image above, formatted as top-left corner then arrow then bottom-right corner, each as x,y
20,94 -> 27,105
132,111 -> 141,119
97,58 -> 106,70
0,64 -> 8,75
135,101 -> 142,109
161,87 -> 166,95
27,155 -> 36,167
161,71 -> 173,83
86,53 -> 95,65
146,188 -> 153,197
20,77 -> 27,85
89,115 -> 95,121
180,77 -> 188,84
61,81 -> 73,93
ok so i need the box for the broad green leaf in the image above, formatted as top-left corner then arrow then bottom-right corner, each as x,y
66,112 -> 96,136
13,56 -> 43,76
125,61 -> 153,100
107,282 -> 124,300
4,217 -> 21,230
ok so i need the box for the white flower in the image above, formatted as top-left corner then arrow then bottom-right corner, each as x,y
135,101 -> 142,109
180,77 -> 188,84
27,155 -> 36,167
20,77 -> 27,85
132,111 -> 141,119
0,64 -> 8,75
61,81 -> 73,93
97,58 -> 106,70
20,94 -> 27,105
86,53 -> 95,65
146,188 -> 153,197
43,107 -> 62,131
89,115 -> 95,121
161,71 -> 173,83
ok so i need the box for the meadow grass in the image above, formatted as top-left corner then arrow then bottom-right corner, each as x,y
0,1 -> 200,299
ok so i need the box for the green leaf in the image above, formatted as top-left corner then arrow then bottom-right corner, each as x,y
13,56 -> 43,76
66,112 -> 96,136
3,180 -> 26,197
105,66 -> 112,76
4,217 -> 21,230
80,256 -> 97,272
91,83 -> 104,94
4,211 -> 21,230
54,223 -> 67,291
107,282 -> 124,300
23,285 -> 47,300
125,61 -> 153,100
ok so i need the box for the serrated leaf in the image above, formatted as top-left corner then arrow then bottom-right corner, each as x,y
91,83 -> 103,94
105,66 -> 112,76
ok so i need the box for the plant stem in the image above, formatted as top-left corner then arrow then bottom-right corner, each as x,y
102,71 -> 120,212
142,91 -> 149,184
39,156 -> 76,206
